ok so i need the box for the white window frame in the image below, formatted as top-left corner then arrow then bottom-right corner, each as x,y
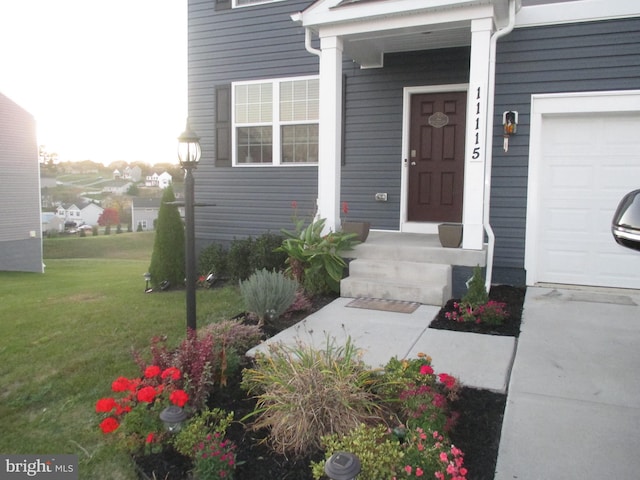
231,75 -> 319,167
233,0 -> 285,8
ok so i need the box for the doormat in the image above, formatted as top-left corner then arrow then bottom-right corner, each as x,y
346,297 -> 421,314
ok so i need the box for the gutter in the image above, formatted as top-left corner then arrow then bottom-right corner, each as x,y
303,27 -> 322,57
484,0 -> 517,292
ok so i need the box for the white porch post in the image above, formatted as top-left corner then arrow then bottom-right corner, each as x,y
462,17 -> 493,250
317,35 -> 343,233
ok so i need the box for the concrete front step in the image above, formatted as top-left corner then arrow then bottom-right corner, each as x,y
340,276 -> 451,306
348,259 -> 450,284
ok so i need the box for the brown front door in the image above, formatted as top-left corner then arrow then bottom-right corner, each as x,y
407,92 -> 466,222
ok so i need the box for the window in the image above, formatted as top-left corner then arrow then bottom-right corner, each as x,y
233,77 -> 319,166
233,0 -> 285,8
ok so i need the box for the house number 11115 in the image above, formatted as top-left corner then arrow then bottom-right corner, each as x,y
472,86 -> 481,161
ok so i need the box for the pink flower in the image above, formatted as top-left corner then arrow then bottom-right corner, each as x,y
415,467 -> 424,476
440,452 -> 449,462
438,373 -> 456,389
419,364 -> 434,375
404,465 -> 412,474
342,201 -> 349,215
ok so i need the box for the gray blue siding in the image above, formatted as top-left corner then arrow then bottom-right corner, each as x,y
0,93 -> 43,273
491,17 -> 640,284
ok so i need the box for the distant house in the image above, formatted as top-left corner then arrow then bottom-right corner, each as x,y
113,169 -> 122,179
132,197 -> 184,231
145,171 -> 173,189
0,92 -> 43,272
79,202 -> 104,226
123,165 -> 142,182
102,180 -> 133,195
42,212 -> 64,234
56,204 -> 82,225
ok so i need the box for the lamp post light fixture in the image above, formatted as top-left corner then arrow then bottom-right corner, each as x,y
159,405 -> 187,433
177,118 -> 201,332
324,452 -> 361,480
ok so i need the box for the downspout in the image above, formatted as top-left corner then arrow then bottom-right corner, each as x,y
484,0 -> 516,291
304,27 -> 321,57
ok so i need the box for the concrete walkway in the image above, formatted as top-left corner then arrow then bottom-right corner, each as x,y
494,286 -> 640,480
246,287 -> 640,478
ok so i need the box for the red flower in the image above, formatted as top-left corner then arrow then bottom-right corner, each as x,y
438,373 -> 456,389
291,200 -> 297,209
161,367 -> 181,381
341,201 -> 349,215
95,397 -> 117,413
99,417 -> 120,434
136,386 -> 157,403
144,365 -> 161,378
419,364 -> 434,375
111,376 -> 134,392
169,389 -> 189,407
146,433 -> 155,444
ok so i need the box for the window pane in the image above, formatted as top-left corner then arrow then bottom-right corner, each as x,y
280,79 -> 319,122
235,83 -> 272,124
237,127 -> 273,164
281,124 -> 318,163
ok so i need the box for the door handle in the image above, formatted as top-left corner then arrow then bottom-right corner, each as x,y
411,161 -> 416,166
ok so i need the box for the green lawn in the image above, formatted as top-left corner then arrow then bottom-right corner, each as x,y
0,233 -> 243,478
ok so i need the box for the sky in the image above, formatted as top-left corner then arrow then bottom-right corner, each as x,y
0,0 -> 187,165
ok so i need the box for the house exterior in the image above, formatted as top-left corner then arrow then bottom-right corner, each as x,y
42,212 -> 65,234
123,165 -> 143,182
0,93 -> 43,273
189,0 -> 640,292
79,202 -> 104,226
132,198 -> 162,231
145,172 -> 173,189
56,204 -> 82,225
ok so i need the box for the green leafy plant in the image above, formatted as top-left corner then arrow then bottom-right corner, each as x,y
278,213 -> 359,295
241,337 -> 383,457
239,268 -> 298,327
173,407 -> 233,457
311,424 -> 404,479
445,266 -> 508,325
199,242 -> 228,281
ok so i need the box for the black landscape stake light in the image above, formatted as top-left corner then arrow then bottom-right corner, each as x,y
159,405 -> 187,433
177,118 -> 201,332
143,272 -> 152,293
324,452 -> 361,480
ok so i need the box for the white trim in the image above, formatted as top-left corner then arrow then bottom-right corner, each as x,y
400,84 -> 468,234
231,75 -> 319,167
516,0 -> 640,28
232,0 -> 285,9
525,90 -> 640,286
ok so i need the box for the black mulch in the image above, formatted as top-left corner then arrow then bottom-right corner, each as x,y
136,286 -> 525,480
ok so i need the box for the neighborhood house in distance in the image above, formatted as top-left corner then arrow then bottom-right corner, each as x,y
187,0 -> 640,297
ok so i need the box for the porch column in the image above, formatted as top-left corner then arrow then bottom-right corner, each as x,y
317,35 -> 343,233
462,18 -> 493,250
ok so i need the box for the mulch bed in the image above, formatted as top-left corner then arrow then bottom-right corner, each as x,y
136,286 -> 526,480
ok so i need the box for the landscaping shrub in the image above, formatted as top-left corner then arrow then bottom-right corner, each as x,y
241,337 -> 383,457
445,265 -> 508,325
239,269 -> 298,327
199,242 -> 228,280
248,232 -> 287,273
148,185 -> 185,288
278,216 -> 359,295
311,424 -> 403,479
227,237 -> 254,283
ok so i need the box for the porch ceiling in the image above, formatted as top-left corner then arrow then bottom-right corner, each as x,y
293,0 -> 517,67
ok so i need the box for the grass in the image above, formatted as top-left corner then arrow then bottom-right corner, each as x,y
0,232 -> 244,478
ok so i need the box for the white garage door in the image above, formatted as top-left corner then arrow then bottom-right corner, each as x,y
532,111 -> 640,289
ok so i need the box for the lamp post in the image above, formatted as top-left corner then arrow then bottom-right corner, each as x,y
177,118 -> 201,331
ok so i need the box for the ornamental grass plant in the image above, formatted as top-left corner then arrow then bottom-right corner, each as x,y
240,337 -> 384,457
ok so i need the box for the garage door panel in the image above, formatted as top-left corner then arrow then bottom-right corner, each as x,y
534,111 -> 640,289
